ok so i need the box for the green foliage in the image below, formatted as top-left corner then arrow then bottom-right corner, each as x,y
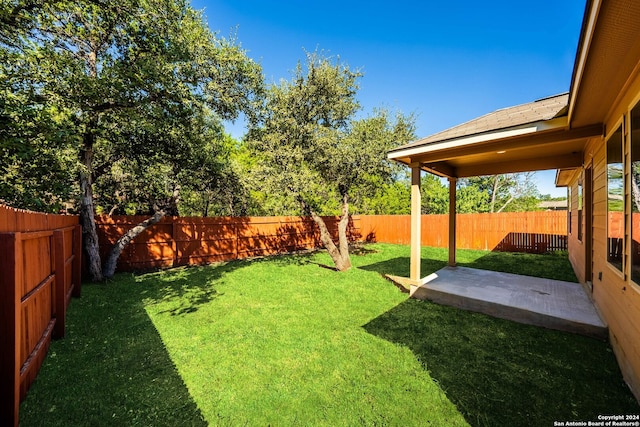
457,183 -> 490,213
421,174 -> 449,214
457,173 -> 541,213
1,0 -> 263,213
355,179 -> 411,214
247,51 -> 415,216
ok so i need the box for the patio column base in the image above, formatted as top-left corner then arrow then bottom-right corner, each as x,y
385,273 -> 440,296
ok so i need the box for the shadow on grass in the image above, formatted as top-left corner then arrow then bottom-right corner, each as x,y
358,256 -> 447,277
136,261 -> 238,316
462,251 -> 579,282
363,299 -> 639,426
18,260 -> 259,426
359,250 -> 578,283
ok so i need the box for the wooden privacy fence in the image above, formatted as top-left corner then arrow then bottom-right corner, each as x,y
96,211 -> 568,272
0,205 -> 81,427
358,211 -> 568,253
96,215 -> 362,271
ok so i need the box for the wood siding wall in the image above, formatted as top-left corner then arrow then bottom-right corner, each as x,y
0,206 -> 81,427
96,212 -> 568,272
569,70 -> 640,401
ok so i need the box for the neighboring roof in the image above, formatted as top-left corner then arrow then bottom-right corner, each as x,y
538,200 -> 568,210
392,93 -> 569,152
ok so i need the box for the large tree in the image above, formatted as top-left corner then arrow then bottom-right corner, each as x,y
460,173 -> 540,213
248,52 -> 415,271
2,0 -> 263,280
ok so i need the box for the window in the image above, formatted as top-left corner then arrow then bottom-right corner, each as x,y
578,177 -> 583,242
631,102 -> 640,284
568,186 -> 572,234
607,125 -> 624,272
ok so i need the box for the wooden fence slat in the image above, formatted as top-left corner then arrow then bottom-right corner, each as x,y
0,233 -> 22,427
53,230 -> 66,339
95,211 -> 570,273
0,206 -> 80,426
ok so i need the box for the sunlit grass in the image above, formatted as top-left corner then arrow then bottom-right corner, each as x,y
20,244 -> 638,426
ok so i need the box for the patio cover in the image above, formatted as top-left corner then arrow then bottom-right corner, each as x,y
387,94 -> 601,284
386,0 -> 640,285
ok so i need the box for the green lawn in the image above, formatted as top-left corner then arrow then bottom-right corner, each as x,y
20,244 -> 639,426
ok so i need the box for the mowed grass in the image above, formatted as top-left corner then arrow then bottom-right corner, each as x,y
20,244 -> 639,426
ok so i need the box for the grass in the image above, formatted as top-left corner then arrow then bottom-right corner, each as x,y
19,244 -> 639,426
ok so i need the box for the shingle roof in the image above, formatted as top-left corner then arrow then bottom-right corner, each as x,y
394,93 -> 569,151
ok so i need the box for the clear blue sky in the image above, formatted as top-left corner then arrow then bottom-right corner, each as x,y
190,0 -> 587,197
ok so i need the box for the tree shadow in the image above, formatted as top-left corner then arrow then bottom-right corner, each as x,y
363,299 -> 639,426
135,260 -> 237,316
19,274 -> 211,426
358,256 -> 447,278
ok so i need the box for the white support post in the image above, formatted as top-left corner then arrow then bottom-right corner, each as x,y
448,177 -> 457,267
410,165 -> 421,282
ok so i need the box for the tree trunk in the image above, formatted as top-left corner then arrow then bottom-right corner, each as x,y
496,195 -> 515,213
102,210 -> 167,279
490,176 -> 499,213
307,198 -> 351,271
79,49 -> 105,281
79,127 -> 104,282
632,171 -> 640,213
337,193 -> 352,269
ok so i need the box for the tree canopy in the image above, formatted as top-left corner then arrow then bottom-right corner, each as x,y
1,0 -> 264,280
246,51 -> 416,270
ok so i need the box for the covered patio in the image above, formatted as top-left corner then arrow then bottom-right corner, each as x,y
387,93 -> 603,335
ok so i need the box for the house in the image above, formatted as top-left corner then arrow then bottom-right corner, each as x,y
388,0 -> 640,401
538,200 -> 568,211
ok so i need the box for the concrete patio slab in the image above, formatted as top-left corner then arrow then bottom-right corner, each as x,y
410,266 -> 608,339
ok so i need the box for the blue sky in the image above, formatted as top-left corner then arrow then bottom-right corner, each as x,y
190,0 -> 587,197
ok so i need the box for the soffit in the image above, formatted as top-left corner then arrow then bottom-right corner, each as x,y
417,125 -> 600,178
555,168 -> 578,187
571,0 -> 640,127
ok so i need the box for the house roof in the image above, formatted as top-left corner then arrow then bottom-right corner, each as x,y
387,90 -> 600,178
392,93 -> 569,153
387,0 -> 640,180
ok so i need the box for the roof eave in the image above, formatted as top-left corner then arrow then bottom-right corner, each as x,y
388,116 -> 569,163
567,0 -> 601,125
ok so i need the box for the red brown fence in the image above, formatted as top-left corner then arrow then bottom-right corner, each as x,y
359,211 -> 568,252
96,215 -> 362,271
0,205 -> 81,427
96,211 -> 568,272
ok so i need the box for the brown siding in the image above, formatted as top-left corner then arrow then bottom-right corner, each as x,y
587,75 -> 640,400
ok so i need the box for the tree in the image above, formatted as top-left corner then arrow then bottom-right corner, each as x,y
2,0 -> 263,280
178,133 -> 250,217
248,52 -> 415,270
459,172 -> 540,213
421,174 -> 448,214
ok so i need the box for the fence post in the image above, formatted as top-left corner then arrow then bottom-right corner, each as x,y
53,230 -> 66,339
172,219 -> 178,267
72,225 -> 82,297
0,233 -> 22,427
234,219 -> 239,260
